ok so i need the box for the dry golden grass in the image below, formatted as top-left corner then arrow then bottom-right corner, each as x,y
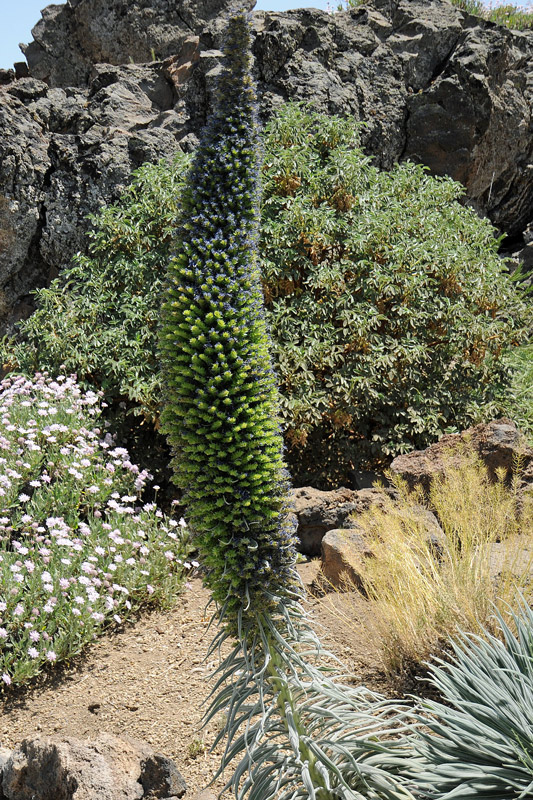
342,450 -> 533,678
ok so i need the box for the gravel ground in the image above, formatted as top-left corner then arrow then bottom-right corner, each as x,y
0,562 -> 391,796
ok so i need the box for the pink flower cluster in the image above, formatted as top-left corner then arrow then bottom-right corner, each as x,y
0,374 -> 190,689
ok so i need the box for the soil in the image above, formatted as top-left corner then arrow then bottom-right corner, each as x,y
0,561 -> 396,797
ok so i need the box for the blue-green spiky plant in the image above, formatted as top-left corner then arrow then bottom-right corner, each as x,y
160,9 -> 416,799
413,600 -> 533,799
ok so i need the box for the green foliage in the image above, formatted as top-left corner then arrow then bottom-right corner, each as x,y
4,108 -> 530,487
262,104 -> 531,484
413,600 -> 533,798
450,0 -> 533,30
0,373 -> 190,689
503,342 -> 533,443
0,158 -> 190,486
2,158 -> 189,423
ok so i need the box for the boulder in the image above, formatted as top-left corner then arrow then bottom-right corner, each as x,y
319,506 -> 445,591
0,60 -> 190,329
390,418 -> 533,494
320,527 -> 373,590
138,753 -> 186,799
291,486 -> 395,556
0,733 -> 186,800
21,0 -> 254,89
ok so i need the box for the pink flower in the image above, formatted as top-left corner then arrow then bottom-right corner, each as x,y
46,650 -> 57,662
2,673 -> 11,685
28,647 -> 39,659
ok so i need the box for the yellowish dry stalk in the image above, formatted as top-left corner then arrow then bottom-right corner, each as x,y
330,450 -> 533,677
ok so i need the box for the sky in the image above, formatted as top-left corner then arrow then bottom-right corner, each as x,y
0,0 -> 329,70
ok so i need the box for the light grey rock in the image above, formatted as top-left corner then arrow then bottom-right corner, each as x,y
0,746 -> 11,800
1,733 -> 186,800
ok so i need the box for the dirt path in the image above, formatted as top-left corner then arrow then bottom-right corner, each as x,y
0,562 -> 389,796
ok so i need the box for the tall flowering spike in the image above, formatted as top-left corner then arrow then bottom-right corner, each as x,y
161,11 -> 418,800
160,9 -> 299,620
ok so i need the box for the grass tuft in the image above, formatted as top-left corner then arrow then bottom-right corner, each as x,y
341,450 -> 533,679
450,0 -> 533,30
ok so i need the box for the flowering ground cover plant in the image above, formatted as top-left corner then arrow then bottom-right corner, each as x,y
0,372 -> 191,689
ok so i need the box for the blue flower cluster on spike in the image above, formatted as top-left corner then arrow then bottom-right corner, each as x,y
160,9 -> 300,618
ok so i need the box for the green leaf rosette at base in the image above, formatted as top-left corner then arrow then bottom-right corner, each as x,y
412,600 -> 533,799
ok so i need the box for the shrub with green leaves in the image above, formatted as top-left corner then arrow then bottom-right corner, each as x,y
0,159 -> 190,483
4,108 -> 530,486
0,372 -> 190,689
262,105 -> 531,484
412,600 -> 533,799
2,159 -> 188,422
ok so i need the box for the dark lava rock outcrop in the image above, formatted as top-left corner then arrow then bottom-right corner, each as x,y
1,0 -> 533,328
21,0 -> 253,88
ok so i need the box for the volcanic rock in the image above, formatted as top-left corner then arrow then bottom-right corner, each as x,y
2,0 -> 533,326
0,733 -> 186,800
